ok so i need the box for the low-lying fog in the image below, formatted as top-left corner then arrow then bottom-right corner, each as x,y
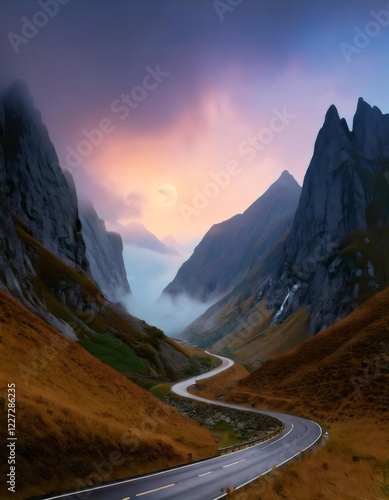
122,245 -> 215,337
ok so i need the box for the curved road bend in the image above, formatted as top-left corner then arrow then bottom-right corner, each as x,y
45,352 -> 322,500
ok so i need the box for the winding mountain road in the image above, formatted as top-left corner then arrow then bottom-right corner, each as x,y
45,352 -> 322,500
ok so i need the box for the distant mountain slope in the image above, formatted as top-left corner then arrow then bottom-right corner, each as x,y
79,198 -> 131,302
121,221 -> 178,254
227,286 -> 389,421
182,99 -> 389,357
181,240 -> 309,361
162,234 -> 180,252
0,290 -> 216,500
163,171 -> 301,302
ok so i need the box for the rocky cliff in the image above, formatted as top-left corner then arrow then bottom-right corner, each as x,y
0,81 -> 131,310
182,99 -> 389,359
0,81 -> 130,326
0,80 -> 87,271
79,198 -> 131,302
266,98 -> 389,333
163,171 -> 301,302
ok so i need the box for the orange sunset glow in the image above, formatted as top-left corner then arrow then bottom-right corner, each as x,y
81,89 -> 305,242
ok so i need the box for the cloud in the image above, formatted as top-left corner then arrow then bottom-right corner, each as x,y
71,167 -> 145,222
122,244 -> 214,336
123,244 -> 185,302
125,191 -> 144,218
126,293 -> 215,338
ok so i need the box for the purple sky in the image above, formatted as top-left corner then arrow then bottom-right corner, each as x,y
1,0 -> 389,245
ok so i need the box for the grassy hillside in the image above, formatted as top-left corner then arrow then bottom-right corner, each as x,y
223,287 -> 389,499
212,302 -> 309,368
189,362 -> 249,400
0,291 -> 217,500
15,224 -> 209,381
229,419 -> 388,499
228,287 -> 389,420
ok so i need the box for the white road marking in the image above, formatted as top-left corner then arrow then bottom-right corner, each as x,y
136,483 -> 175,496
122,497 -> 131,500
223,458 -> 246,468
198,471 -> 212,477
44,352 -> 322,500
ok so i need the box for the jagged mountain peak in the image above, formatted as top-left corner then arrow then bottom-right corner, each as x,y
314,99 -> 389,162
182,97 -> 389,355
312,103 -> 351,158
163,172 -> 301,302
276,170 -> 300,187
352,98 -> 389,160
355,96 -> 377,114
325,103 -> 340,121
353,97 -> 384,126
267,97 -> 389,331
319,100 -> 386,143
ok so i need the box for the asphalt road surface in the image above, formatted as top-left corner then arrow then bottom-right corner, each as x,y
45,352 -> 322,500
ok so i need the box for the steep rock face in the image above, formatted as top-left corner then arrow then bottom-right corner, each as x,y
0,81 -> 87,270
163,171 -> 301,302
264,99 -> 389,332
0,81 -> 130,331
181,99 -> 389,355
0,82 -> 88,338
79,199 -> 131,302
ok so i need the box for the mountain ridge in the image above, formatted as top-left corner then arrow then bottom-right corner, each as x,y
266,97 -> 389,332
79,198 -> 131,302
163,170 -> 301,302
181,98 -> 389,360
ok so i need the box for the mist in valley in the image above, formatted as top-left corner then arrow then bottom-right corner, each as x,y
122,244 -> 215,337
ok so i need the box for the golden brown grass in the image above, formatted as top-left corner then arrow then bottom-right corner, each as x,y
192,289 -> 389,499
228,287 -> 389,421
212,302 -> 309,368
229,419 -> 388,499
189,362 -> 249,400
0,291 -> 217,500
15,226 -> 194,380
